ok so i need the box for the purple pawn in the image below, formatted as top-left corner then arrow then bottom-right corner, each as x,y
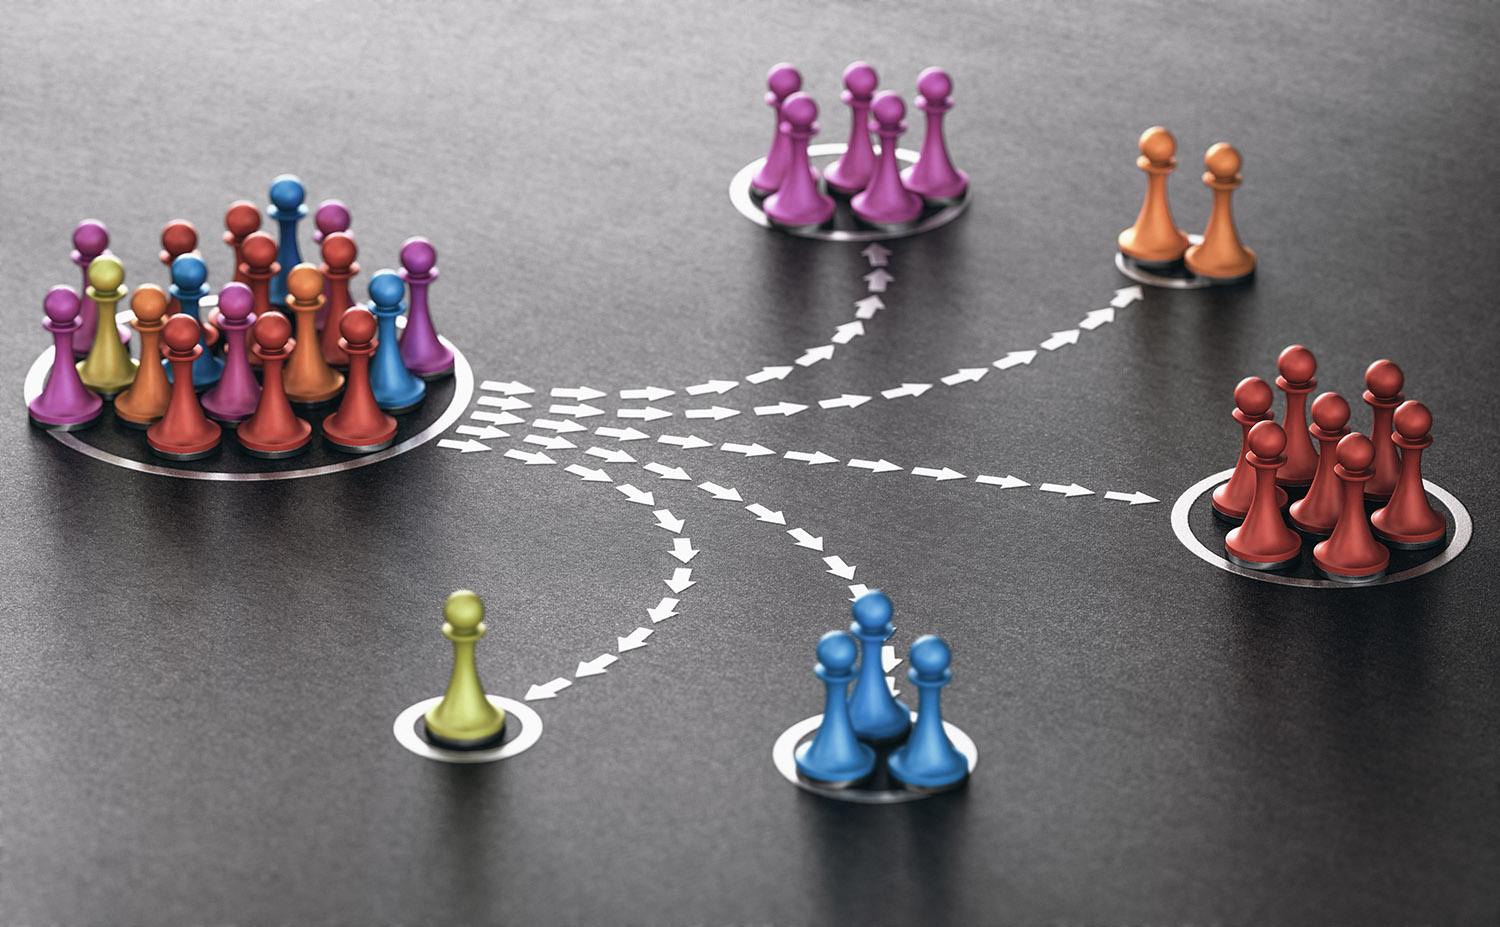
901,67 -> 969,203
312,199 -> 352,329
851,91 -> 924,230
822,62 -> 880,196
397,237 -> 454,379
750,63 -> 818,196
30,286 -> 103,430
69,220 -> 129,358
763,94 -> 836,231
200,283 -> 261,424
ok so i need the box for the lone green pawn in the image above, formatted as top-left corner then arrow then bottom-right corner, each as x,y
423,590 -> 507,749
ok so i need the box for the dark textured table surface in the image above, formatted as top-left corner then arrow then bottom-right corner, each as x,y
2,2 -> 1497,925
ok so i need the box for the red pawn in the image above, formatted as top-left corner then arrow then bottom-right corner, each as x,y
1274,345 -> 1318,487
322,308 -> 396,454
1313,433 -> 1390,583
1289,392 -> 1351,536
1225,421 -> 1302,570
240,232 -> 280,369
237,314 -> 311,459
223,200 -> 262,287
318,231 -> 359,367
1362,359 -> 1404,502
1371,401 -> 1446,549
147,316 -> 222,461
1213,377 -> 1287,521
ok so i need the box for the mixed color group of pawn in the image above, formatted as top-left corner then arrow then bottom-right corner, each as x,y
1214,346 -> 1446,582
26,175 -> 456,461
752,62 -> 968,232
796,591 -> 968,791
1118,126 -> 1257,284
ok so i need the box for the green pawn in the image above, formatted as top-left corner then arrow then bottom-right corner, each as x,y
424,590 -> 507,749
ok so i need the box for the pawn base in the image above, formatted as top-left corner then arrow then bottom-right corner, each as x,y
1289,515 -> 1336,538
112,413 -> 157,431
238,441 -> 311,460
423,719 -> 507,751
376,394 -> 425,416
408,362 -> 455,382
1227,551 -> 1301,572
1314,564 -> 1388,584
1373,528 -> 1446,550
286,389 -> 344,409
29,410 -> 101,432
891,769 -> 970,794
1195,268 -> 1256,287
325,434 -> 396,455
147,441 -> 221,462
851,214 -> 921,234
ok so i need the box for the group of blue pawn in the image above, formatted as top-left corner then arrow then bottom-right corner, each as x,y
796,590 -> 969,790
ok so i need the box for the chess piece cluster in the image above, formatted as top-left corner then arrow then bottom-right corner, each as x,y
795,591 -> 969,791
752,62 -> 968,233
1213,345 -> 1446,583
1119,126 -> 1256,284
27,176 -> 458,464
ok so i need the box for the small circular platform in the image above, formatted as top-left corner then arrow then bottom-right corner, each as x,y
392,695 -> 543,764
771,712 -> 978,804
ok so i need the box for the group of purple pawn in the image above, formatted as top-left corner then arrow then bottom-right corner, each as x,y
753,62 -> 969,232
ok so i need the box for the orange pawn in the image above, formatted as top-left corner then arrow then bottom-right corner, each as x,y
1313,434 -> 1390,583
282,264 -> 345,407
147,316 -> 221,460
322,308 -> 396,454
114,285 -> 173,428
318,231 -> 359,368
1371,401 -> 1446,549
1117,126 -> 1190,266
237,313 -> 311,459
1184,143 -> 1256,283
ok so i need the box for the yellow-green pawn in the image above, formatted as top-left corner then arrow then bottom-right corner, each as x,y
424,590 -> 506,749
76,254 -> 138,398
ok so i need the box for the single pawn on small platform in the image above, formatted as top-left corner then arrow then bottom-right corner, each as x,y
367,270 -> 426,412
1118,127 -> 1190,267
312,199 -> 352,330
1362,359 -> 1405,503
397,237 -> 454,379
821,61 -> 879,196
851,91 -> 924,231
29,287 -> 102,431
1224,421 -> 1303,571
424,590 -> 507,749
167,255 -> 224,391
847,590 -> 912,743
76,255 -> 138,399
69,219 -> 126,358
113,285 -> 173,428
1212,377 -> 1287,522
750,64 -> 817,196
147,316 -> 221,461
1184,143 -> 1256,284
200,283 -> 261,425
763,93 -> 836,232
267,174 -> 307,308
1313,434 -> 1390,582
1289,392 -> 1352,536
318,231 -> 359,368
794,630 -> 877,787
237,312 -> 311,459
322,308 -> 397,454
1274,345 -> 1319,487
887,635 -> 969,791
1371,401 -> 1446,549
282,264 -> 345,407
223,200 -> 261,287
240,231 -> 281,368
900,67 -> 968,204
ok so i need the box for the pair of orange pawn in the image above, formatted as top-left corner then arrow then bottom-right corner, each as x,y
1118,126 -> 1256,283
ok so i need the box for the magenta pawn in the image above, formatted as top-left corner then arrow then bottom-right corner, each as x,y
312,199 -> 352,329
763,93 -> 836,231
30,286 -> 103,430
852,91 -> 924,230
750,63 -> 819,196
200,283 -> 262,424
397,236 -> 454,379
901,67 -> 969,203
69,220 -> 128,358
822,61 -> 880,195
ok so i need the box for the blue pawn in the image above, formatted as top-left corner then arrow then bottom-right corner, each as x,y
366,269 -> 426,413
165,254 -> 223,391
888,635 -> 969,790
847,590 -> 912,742
267,173 -> 307,307
795,631 -> 876,786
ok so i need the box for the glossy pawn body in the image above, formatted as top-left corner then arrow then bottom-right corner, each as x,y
147,316 -> 221,460
751,64 -> 818,196
763,93 -> 836,231
75,255 -> 138,398
1363,359 -> 1405,502
1118,127 -> 1190,267
318,231 -> 359,368
821,61 -> 879,196
1185,143 -> 1256,283
267,174 -> 306,307
113,285 -> 173,428
311,199 -> 351,330
237,312 -> 310,459
239,231 -> 281,370
795,631 -> 876,787
1275,345 -> 1320,487
1371,401 -> 1446,549
888,635 -> 969,791
69,219 -> 127,357
1313,434 -> 1390,582
397,237 -> 454,379
852,91 -> 924,230
1213,377 -> 1287,521
424,590 -> 507,749
846,590 -> 912,743
29,287 -> 102,430
282,264 -> 345,406
900,67 -> 968,204
223,200 -> 261,287
200,283 -> 261,424
1224,421 -> 1302,570
167,255 -> 223,391
1289,392 -> 1351,536
322,308 -> 396,454
159,220 -> 213,345
367,270 -> 426,412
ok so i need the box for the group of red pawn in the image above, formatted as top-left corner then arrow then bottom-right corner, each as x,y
1213,345 -> 1446,582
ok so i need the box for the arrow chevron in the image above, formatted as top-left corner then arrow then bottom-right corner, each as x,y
644,462 -> 691,480
696,481 -> 742,501
596,426 -> 650,441
455,424 -> 508,440
1039,482 -> 1093,497
1079,307 -> 1115,330
647,597 -> 680,623
745,503 -> 786,524
480,380 -> 533,395
617,627 -> 653,652
618,406 -> 671,421
686,379 -> 739,396
588,447 -> 636,463
745,365 -> 793,384
823,556 -> 857,580
524,677 -> 571,701
471,410 -> 524,426
861,243 -> 891,267
1104,490 -> 1160,505
912,466 -> 965,481
565,463 -> 611,482
503,448 -> 553,465
754,401 -> 807,416
976,474 -> 1030,488
533,419 -> 586,433
787,527 -> 824,550
864,268 -> 894,292
549,403 -> 605,418
620,386 -> 675,401
670,538 -> 699,562
881,383 -> 932,399
664,568 -> 696,593
994,350 -> 1038,370
653,509 -> 685,532
784,450 -> 839,465
1041,329 -> 1080,351
551,386 -> 606,401
659,434 -> 712,449
796,345 -> 835,366
722,442 -> 774,457
1111,285 -> 1143,308
854,295 -> 884,319
832,320 -> 865,344
438,438 -> 489,453
616,484 -> 655,505
848,458 -> 902,473
818,394 -> 870,410
524,434 -> 575,450
684,406 -> 739,420
941,367 -> 988,386
575,654 -> 618,677
477,395 -> 530,410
